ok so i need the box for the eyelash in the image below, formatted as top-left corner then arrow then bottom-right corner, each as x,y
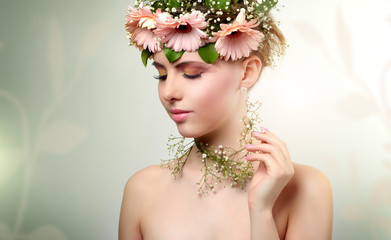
153,73 -> 202,80
153,74 -> 167,80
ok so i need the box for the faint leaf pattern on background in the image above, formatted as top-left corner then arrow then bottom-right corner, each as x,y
335,92 -> 377,120
37,119 -> 87,155
384,143 -> 391,154
47,16 -> 65,101
0,148 -> 24,184
384,160 -> 391,172
0,223 -> 11,240
370,176 -> 391,205
340,205 -> 367,221
369,176 -> 391,236
0,89 -> 30,186
374,217 -> 391,236
79,22 -> 110,61
320,156 -> 339,173
28,225 -> 68,240
349,155 -> 358,194
292,22 -> 323,47
336,7 -> 353,73
380,59 -> 391,132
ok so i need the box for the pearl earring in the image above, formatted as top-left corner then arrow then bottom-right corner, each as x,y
241,87 -> 247,94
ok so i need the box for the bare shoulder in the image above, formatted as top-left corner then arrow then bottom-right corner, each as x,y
280,162 -> 333,212
119,165 -> 169,240
291,163 -> 332,192
287,162 -> 333,209
124,164 -> 169,197
127,164 -> 166,183
284,163 -> 333,240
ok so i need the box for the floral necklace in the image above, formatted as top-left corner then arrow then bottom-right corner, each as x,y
161,99 -> 262,195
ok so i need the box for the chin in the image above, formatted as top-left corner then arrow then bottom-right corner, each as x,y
175,123 -> 206,139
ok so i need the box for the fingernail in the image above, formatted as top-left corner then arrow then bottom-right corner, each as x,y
252,131 -> 262,135
261,127 -> 269,132
244,144 -> 253,148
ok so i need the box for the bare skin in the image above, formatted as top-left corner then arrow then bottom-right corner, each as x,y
119,158 -> 333,240
119,51 -> 333,239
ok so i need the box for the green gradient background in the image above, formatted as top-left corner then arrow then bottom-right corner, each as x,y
1,0 -> 391,239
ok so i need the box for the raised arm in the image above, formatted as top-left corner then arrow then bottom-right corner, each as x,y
244,128 -> 333,240
244,129 -> 294,239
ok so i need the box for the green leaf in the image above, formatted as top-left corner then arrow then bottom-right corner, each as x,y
167,0 -> 180,9
256,0 -> 279,16
163,47 -> 184,63
197,43 -> 219,64
152,1 -> 165,10
141,49 -> 153,67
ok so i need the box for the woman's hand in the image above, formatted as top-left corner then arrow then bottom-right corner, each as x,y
244,128 -> 294,211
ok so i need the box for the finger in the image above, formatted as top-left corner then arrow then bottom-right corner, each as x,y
244,143 -> 286,164
245,153 -> 280,172
252,129 -> 283,148
250,136 -> 290,163
246,153 -> 294,181
245,144 -> 293,174
252,130 -> 290,162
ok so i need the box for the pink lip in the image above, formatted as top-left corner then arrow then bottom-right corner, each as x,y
171,109 -> 192,123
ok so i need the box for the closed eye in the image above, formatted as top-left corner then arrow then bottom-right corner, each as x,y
153,74 -> 167,80
184,73 -> 202,79
153,73 -> 202,80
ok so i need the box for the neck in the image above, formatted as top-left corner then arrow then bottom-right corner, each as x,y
198,116 -> 247,153
162,97 -> 261,195
192,97 -> 250,160
195,117 -> 245,152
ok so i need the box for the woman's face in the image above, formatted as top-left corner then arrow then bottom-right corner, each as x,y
153,51 -> 245,138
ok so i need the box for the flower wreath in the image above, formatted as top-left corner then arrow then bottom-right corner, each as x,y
125,0 -> 283,66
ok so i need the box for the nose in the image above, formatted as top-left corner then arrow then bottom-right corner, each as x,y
160,74 -> 183,103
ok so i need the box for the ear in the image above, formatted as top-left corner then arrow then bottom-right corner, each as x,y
239,55 -> 263,90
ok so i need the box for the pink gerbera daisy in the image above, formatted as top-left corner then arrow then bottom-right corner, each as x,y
130,27 -> 162,52
126,6 -> 159,30
213,9 -> 264,61
125,7 -> 162,52
155,10 -> 208,52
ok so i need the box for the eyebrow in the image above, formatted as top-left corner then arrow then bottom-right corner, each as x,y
152,61 -> 210,69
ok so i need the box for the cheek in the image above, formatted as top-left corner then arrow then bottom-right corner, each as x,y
157,84 -> 163,104
157,83 -> 163,100
194,72 -> 240,114
157,82 -> 170,112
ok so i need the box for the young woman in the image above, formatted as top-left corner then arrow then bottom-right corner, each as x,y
119,1 -> 333,239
